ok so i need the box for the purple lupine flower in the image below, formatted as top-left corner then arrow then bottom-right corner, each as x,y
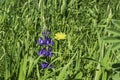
38,48 -> 53,57
48,47 -> 52,51
37,30 -> 55,69
38,48 -> 45,56
48,47 -> 53,57
41,62 -> 55,69
49,52 -> 53,57
41,62 -> 49,69
38,48 -> 48,57
37,37 -> 44,46
45,38 -> 54,46
37,36 -> 54,46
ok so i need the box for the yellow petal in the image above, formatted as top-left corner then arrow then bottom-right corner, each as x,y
54,32 -> 66,40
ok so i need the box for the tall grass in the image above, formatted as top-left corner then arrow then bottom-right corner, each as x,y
0,0 -> 120,80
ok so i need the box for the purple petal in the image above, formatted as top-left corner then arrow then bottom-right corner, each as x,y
43,51 -> 49,57
49,52 -> 53,57
45,38 -> 54,46
37,37 -> 44,46
49,38 -> 54,45
48,47 -> 52,51
46,39 -> 50,45
38,49 -> 45,56
41,62 -> 49,69
41,48 -> 47,56
38,48 -> 53,57
50,40 -> 54,45
41,62 -> 55,69
38,48 -> 46,56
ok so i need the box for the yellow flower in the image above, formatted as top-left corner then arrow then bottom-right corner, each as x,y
55,32 -> 66,40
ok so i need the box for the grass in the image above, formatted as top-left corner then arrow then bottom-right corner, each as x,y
0,0 -> 120,80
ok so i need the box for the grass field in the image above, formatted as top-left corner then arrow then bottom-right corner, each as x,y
0,0 -> 120,80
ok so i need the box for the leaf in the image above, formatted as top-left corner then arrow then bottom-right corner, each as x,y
36,65 -> 40,80
74,72 -> 83,79
57,53 -> 76,80
112,73 -> 120,80
61,0 -> 66,14
18,54 -> 28,80
107,28 -> 120,36
112,43 -> 120,50
27,56 -> 42,76
68,0 -> 75,7
104,37 -> 120,43
112,19 -> 120,28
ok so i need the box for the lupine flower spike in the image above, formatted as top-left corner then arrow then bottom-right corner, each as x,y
37,28 -> 55,69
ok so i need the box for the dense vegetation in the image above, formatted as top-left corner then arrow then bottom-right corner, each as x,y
0,0 -> 120,80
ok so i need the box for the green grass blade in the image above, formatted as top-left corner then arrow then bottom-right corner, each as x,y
104,37 -> 120,43
107,28 -> 120,36
18,54 -> 28,80
112,19 -> 120,28
57,53 -> 76,80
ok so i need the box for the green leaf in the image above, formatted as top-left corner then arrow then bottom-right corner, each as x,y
74,72 -> 83,79
57,53 -> 76,80
104,37 -> 120,43
18,54 -> 28,80
27,56 -> 41,76
112,19 -> 120,28
112,73 -> 120,80
61,0 -> 66,14
112,43 -> 120,50
107,28 -> 120,36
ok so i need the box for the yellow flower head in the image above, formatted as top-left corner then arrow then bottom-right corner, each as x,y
55,32 -> 66,40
